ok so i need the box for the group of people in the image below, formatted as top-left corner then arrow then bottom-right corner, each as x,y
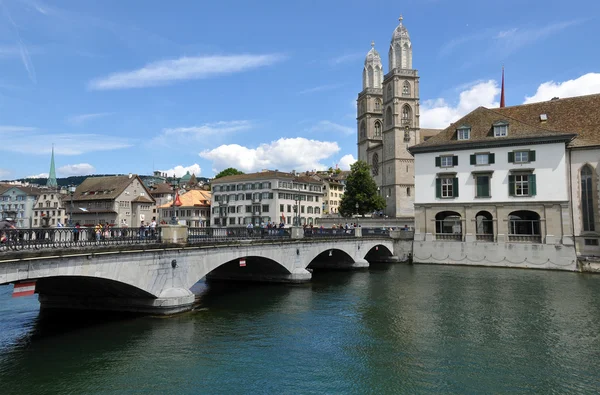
0,217 -> 16,243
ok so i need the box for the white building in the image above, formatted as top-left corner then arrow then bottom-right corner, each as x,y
410,106 -> 575,244
210,171 -> 324,227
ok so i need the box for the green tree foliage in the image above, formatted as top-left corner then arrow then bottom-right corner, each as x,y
214,167 -> 244,179
339,161 -> 385,217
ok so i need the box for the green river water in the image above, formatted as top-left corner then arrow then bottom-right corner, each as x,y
0,264 -> 599,394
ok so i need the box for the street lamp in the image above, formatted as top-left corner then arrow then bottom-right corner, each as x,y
355,202 -> 359,217
170,179 -> 180,225
68,185 -> 76,227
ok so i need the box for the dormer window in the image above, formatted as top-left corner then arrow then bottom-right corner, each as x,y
494,121 -> 508,137
457,126 -> 471,140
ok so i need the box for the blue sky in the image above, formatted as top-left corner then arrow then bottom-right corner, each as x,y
1,0 -> 599,179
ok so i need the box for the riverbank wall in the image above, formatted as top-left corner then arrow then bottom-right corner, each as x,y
411,240 -> 578,271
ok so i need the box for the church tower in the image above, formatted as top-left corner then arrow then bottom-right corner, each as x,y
46,145 -> 58,189
357,42 -> 384,187
380,15 -> 420,218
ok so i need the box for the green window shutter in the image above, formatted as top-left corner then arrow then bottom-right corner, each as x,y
476,176 -> 482,197
529,150 -> 536,162
476,176 -> 489,197
435,156 -> 441,167
470,154 -> 476,165
435,178 -> 441,198
453,156 -> 459,166
489,153 -> 495,164
452,177 -> 459,198
508,151 -> 514,163
529,174 -> 537,196
508,175 -> 515,196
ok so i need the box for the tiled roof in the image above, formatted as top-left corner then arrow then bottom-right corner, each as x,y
213,171 -> 323,184
420,128 -> 442,143
157,189 -> 211,209
131,196 -> 155,203
72,175 -> 153,201
495,93 -> 600,148
149,182 -> 173,195
410,106 -> 575,153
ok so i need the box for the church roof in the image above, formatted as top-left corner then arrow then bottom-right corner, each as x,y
409,106 -> 575,153
365,42 -> 381,65
46,147 -> 57,188
180,171 -> 193,182
391,16 -> 410,42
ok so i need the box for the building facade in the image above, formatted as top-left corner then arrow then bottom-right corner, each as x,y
158,189 -> 211,227
311,171 -> 348,215
32,189 -> 69,227
210,171 -> 324,227
0,186 -> 40,228
70,175 -> 156,227
357,16 -> 440,218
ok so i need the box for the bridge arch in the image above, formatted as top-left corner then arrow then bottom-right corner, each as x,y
204,255 -> 291,283
35,276 -> 156,299
307,248 -> 357,270
363,244 -> 394,262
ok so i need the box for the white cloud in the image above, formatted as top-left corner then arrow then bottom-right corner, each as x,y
152,120 -> 253,145
58,163 -> 95,176
338,154 -> 357,170
89,54 -> 285,90
298,84 -> 344,95
308,120 -> 354,135
26,173 -> 49,178
494,20 -> 582,55
0,125 -> 37,132
67,112 -> 113,125
160,164 -> 201,178
524,73 -> 600,104
0,129 -> 132,155
199,137 -> 340,174
420,80 -> 500,129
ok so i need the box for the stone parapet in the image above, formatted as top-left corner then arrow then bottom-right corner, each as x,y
160,225 -> 188,244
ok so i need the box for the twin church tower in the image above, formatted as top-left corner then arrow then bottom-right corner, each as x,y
357,16 -> 425,219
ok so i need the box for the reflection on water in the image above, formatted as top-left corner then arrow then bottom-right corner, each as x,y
1,265 -> 600,393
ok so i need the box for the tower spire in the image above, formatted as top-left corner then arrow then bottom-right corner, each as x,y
500,66 -> 506,108
46,144 -> 57,188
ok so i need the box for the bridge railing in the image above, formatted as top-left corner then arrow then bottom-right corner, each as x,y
361,228 -> 391,238
188,227 -> 291,244
0,227 -> 162,252
303,228 -> 356,238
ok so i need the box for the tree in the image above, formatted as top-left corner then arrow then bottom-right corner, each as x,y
339,161 -> 385,217
214,167 -> 244,179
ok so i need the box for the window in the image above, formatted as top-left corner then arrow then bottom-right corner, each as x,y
374,122 -> 381,137
581,165 -> 595,231
494,122 -> 508,137
287,205 -> 291,213
509,174 -> 536,197
360,121 -> 366,138
401,105 -> 411,122
476,154 -> 489,165
457,127 -> 470,140
436,177 -> 458,198
475,175 -> 490,198
436,155 -> 457,168
262,205 -> 269,212
514,151 -> 529,163
387,84 -> 392,99
402,81 -> 410,96
404,129 -> 410,142
584,239 -> 599,246
372,153 -> 379,176
375,100 -> 381,110
406,187 -> 411,197
385,107 -> 392,126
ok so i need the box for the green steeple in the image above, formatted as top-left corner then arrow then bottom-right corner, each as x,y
46,146 -> 57,188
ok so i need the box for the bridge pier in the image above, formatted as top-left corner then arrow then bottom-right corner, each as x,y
38,289 -> 195,315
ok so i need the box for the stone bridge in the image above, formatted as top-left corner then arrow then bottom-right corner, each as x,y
0,226 -> 405,315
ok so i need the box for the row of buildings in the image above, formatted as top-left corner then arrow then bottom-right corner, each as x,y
2,162 -> 350,228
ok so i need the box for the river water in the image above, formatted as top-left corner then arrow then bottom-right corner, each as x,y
1,264 -> 599,394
